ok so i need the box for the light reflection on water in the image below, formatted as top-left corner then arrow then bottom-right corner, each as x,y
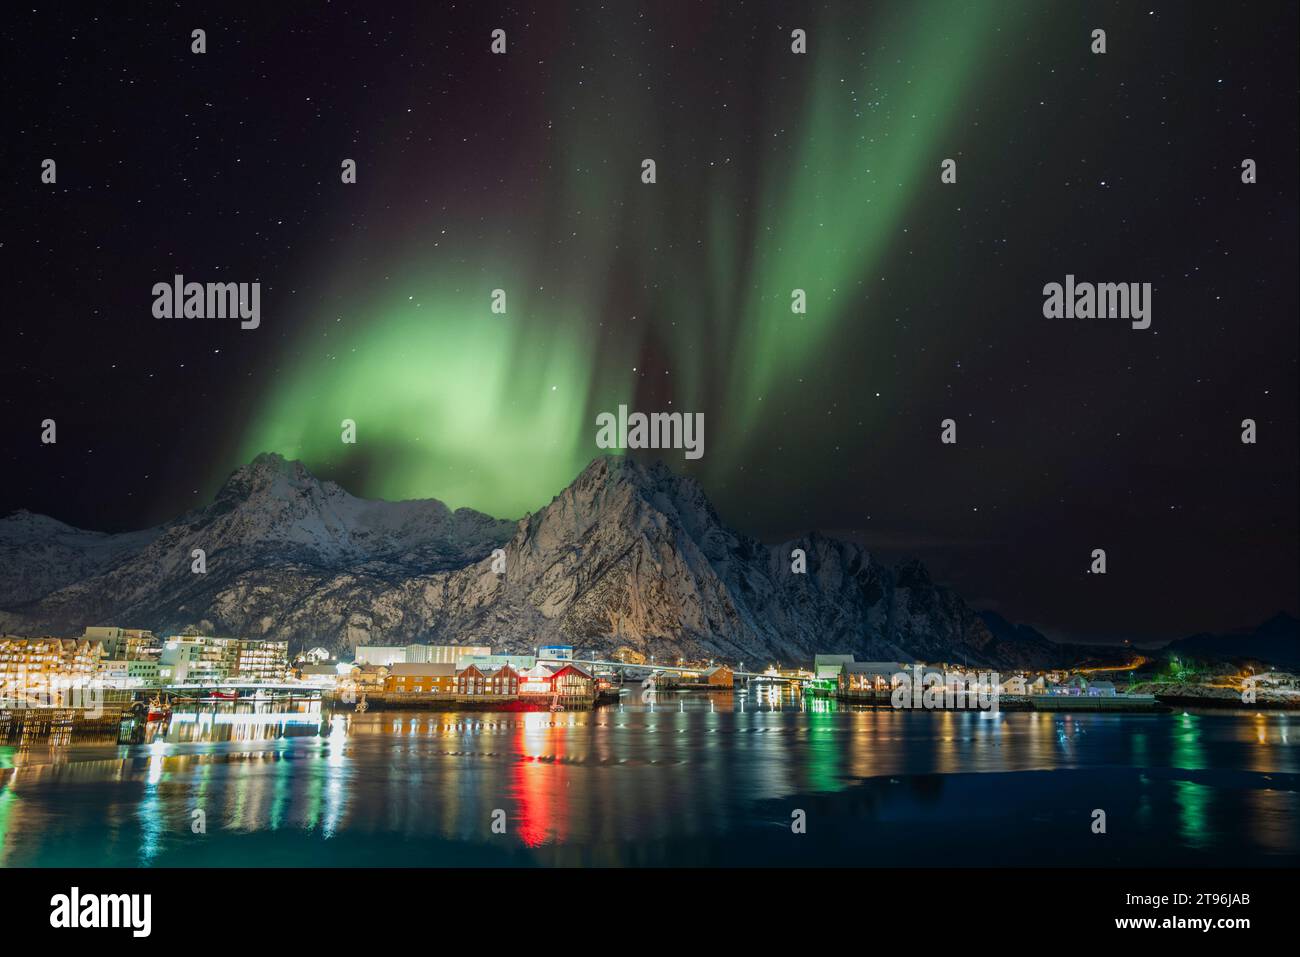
0,690 -> 1295,867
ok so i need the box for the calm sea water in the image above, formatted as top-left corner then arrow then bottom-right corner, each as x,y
1,689 -> 1296,867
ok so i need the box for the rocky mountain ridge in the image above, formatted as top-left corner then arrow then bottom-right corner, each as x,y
0,453 -> 1096,668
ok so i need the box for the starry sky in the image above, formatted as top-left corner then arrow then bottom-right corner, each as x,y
2,1 -> 1297,644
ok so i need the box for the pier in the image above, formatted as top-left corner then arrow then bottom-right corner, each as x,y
834,688 -> 1165,713
0,706 -> 125,745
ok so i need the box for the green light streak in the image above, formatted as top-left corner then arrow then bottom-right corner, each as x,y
709,2 -> 1027,462
239,263 -> 629,517
235,3 -> 1026,508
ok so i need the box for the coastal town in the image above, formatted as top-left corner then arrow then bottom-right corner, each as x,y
2,625 -> 1298,741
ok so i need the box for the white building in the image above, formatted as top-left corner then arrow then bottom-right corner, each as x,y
82,626 -> 158,661
814,654 -> 856,681
298,663 -> 344,688
159,636 -> 287,684
457,654 -> 536,671
355,643 -> 491,667
96,658 -> 163,688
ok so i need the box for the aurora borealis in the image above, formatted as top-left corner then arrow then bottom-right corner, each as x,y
4,1 -> 1297,644
237,264 -> 614,518
235,1 -> 1033,514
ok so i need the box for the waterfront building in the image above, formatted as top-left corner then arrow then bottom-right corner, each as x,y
96,658 -> 162,687
158,640 -> 197,682
236,639 -> 289,682
839,661 -> 911,693
159,636 -> 288,683
839,662 -> 998,698
345,663 -> 390,694
423,644 -> 492,664
386,662 -> 456,695
457,653 -> 535,672
298,663 -> 343,688
518,663 -> 557,695
814,654 -> 856,680
650,670 -> 693,689
0,636 -> 106,690
701,665 -> 734,688
192,638 -> 233,681
1047,674 -> 1122,697
1000,674 -> 1029,695
550,664 -> 595,699
537,644 -> 575,663
1051,675 -> 1089,696
483,665 -> 521,696
457,664 -> 487,696
82,627 -> 158,661
353,645 -> 408,667
355,644 -> 492,666
161,637 -> 239,683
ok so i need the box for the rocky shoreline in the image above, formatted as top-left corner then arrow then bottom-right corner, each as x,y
1128,682 -> 1300,711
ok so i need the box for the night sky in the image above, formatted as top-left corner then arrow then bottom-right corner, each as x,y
2,1 -> 1297,645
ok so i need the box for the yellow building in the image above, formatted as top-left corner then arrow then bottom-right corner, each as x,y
385,662 -> 456,695
0,636 -> 106,705
347,663 -> 390,694
0,636 -> 105,683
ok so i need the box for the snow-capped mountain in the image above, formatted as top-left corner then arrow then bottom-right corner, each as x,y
0,453 -> 1063,667
0,511 -> 162,609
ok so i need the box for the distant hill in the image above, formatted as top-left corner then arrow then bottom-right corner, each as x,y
1165,613 -> 1300,670
977,611 -> 1145,670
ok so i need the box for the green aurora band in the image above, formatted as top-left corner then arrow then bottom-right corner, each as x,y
710,3 -> 1017,448
238,2 -> 1027,517
237,261 -> 632,518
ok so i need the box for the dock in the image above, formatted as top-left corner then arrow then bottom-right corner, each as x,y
0,706 -> 127,745
834,689 -> 1166,713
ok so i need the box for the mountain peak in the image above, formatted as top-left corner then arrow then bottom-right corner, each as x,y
215,452 -> 321,503
243,450 -> 310,480
0,508 -> 78,536
249,450 -> 293,468
573,454 -> 699,498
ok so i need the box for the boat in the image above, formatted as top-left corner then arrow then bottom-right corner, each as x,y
145,695 -> 171,722
209,690 -> 239,700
